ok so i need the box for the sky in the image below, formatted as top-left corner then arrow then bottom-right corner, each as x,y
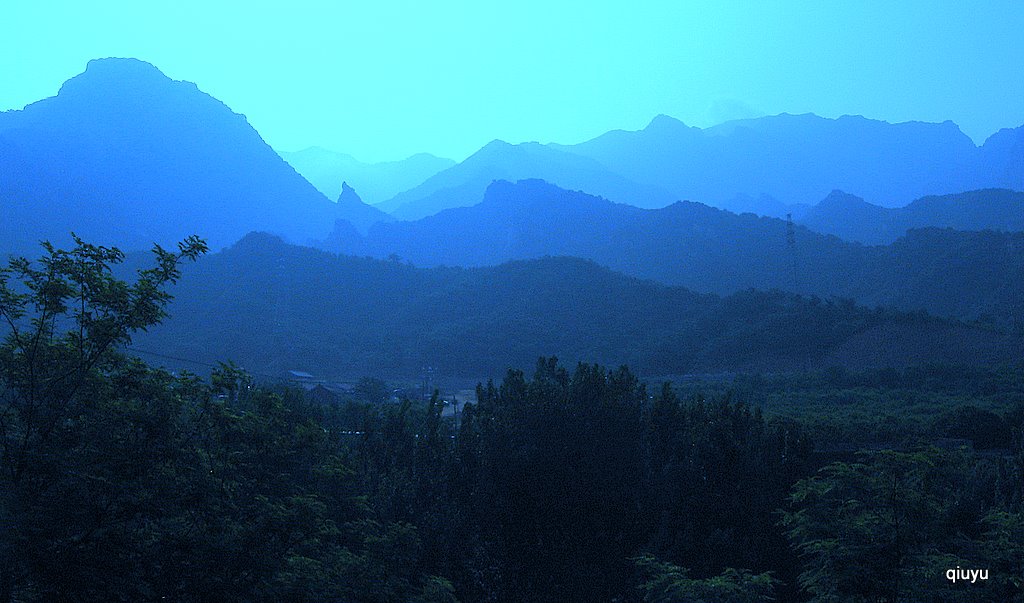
3,1 -> 1023,162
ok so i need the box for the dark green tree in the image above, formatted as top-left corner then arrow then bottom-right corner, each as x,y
354,376 -> 390,405
0,236 -> 457,602
0,235 -> 207,601
782,448 -> 1019,603
634,555 -> 777,603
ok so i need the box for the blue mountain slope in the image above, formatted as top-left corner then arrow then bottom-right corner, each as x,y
0,58 -> 387,254
800,188 -> 1024,244
377,139 -> 674,220
565,113 -> 986,208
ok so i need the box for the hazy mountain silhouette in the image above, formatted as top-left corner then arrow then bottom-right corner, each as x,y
800,188 -> 1024,244
133,232 -> 1018,379
798,190 -> 893,243
326,179 -> 1024,322
563,113 -> 986,208
333,181 -> 395,233
718,193 -> 810,219
0,58 -> 386,254
374,113 -> 1023,220
279,146 -> 454,204
376,139 -> 674,220
328,178 -> 862,293
976,125 -> 1024,191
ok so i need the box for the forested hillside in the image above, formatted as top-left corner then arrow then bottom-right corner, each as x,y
130,232 -> 1020,380
6,242 -> 1022,602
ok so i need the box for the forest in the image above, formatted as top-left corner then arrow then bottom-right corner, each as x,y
131,232 -> 1022,380
2,238 -> 1022,602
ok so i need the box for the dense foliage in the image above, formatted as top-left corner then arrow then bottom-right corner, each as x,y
330,359 -> 812,602
783,448 -> 1024,602
0,239 -> 452,602
692,365 -> 1024,450
335,360 -> 1024,602
4,238 -> 1024,602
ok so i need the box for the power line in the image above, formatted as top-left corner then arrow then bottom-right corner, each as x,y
124,346 -> 288,383
126,346 -> 219,368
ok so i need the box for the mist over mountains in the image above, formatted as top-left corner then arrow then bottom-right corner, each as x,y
800,188 -> 1024,245
376,112 -> 1024,220
4,57 -> 1022,257
326,179 -> 1024,324
3,57 -> 1023,380
374,139 -> 675,220
280,146 -> 454,205
564,113 -> 984,207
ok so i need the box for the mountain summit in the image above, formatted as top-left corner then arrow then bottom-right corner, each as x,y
0,58 -> 382,254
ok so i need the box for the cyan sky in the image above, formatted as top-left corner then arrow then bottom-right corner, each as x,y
3,1 -> 1022,162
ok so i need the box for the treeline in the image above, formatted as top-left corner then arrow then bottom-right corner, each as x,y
336,359 -> 812,601
689,364 -> 1024,452
333,359 -> 1024,602
7,351 -> 1021,601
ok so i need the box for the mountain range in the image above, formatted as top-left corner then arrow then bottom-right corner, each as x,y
4,57 -> 1021,257
0,58 -> 388,255
3,56 -> 1023,380
373,139 -> 674,220
133,232 -> 1020,380
378,112 -> 1023,219
327,179 -> 1024,323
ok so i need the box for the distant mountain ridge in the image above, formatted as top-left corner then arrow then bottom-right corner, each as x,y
5,57 -> 1021,258
0,58 -> 388,254
978,125 -> 1024,191
564,113 -> 1013,207
375,139 -> 674,220
800,188 -> 1024,244
333,181 -> 395,234
279,146 -> 454,204
381,112 -> 1022,219
327,179 -> 1024,323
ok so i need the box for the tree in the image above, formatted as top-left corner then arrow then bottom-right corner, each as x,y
457,358 -> 648,602
0,234 -> 207,479
634,555 -> 777,603
354,376 -> 390,405
782,448 -> 1018,603
0,236 -> 458,602
0,234 -> 206,600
